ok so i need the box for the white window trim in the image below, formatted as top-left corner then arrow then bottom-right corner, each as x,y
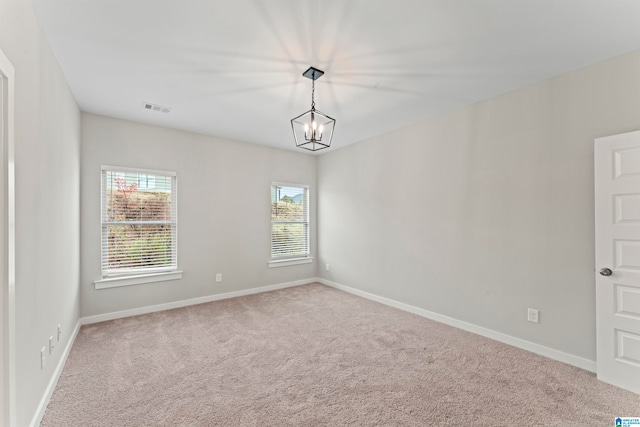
268,257 -> 313,268
102,165 -> 177,177
94,270 -> 183,290
100,165 -> 179,283
270,182 -> 311,265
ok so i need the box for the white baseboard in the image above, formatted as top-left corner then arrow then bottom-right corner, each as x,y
30,320 -> 81,427
81,278 -> 319,325
318,278 -> 597,373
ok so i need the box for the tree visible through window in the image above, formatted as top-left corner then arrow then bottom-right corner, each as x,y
101,167 -> 177,276
271,184 -> 309,259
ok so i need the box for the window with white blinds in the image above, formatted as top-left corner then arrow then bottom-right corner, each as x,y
101,166 -> 177,276
271,184 -> 309,259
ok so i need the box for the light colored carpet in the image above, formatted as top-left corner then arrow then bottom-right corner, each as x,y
42,283 -> 639,426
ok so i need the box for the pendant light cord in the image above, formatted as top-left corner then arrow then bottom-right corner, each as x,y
311,74 -> 315,110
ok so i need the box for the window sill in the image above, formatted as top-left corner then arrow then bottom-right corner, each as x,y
94,270 -> 183,290
268,257 -> 313,268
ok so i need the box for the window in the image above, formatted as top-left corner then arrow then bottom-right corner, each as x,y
271,184 -> 310,262
101,166 -> 177,277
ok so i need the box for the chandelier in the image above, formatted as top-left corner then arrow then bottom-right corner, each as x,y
291,66 -> 336,151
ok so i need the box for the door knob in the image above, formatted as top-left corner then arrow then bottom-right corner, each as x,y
599,268 -> 613,276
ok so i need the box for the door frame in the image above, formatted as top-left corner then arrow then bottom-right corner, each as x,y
0,48 -> 16,427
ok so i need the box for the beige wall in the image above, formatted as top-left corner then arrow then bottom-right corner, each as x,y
80,113 -> 317,317
318,49 -> 640,361
0,0 -> 81,425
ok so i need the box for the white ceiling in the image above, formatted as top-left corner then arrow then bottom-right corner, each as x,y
32,0 -> 640,154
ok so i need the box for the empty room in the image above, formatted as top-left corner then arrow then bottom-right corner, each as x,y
1,0 -> 640,425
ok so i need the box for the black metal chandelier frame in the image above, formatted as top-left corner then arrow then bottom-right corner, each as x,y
291,66 -> 336,152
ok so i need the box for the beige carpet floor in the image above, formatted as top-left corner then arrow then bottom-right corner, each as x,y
42,283 -> 639,426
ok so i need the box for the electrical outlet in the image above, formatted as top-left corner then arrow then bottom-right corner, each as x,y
216,273 -> 222,283
49,336 -> 54,354
57,324 -> 62,342
527,308 -> 539,323
40,347 -> 46,369
325,263 -> 330,271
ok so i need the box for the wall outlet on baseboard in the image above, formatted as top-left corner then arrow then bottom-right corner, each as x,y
216,273 -> 222,283
527,308 -> 539,323
325,264 -> 330,271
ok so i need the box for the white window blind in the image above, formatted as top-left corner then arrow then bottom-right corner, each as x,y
271,184 -> 309,259
101,167 -> 177,276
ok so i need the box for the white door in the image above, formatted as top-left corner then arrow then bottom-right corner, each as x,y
595,130 -> 640,394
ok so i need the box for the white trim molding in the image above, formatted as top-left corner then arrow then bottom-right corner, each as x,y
101,164 -> 176,177
94,270 -> 183,289
0,48 -> 16,427
318,278 -> 597,373
29,321 -> 81,427
83,278 -> 318,325
268,257 -> 313,268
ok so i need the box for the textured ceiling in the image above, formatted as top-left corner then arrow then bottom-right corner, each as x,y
33,0 -> 640,154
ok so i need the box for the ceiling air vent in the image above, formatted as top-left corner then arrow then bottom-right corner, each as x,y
142,102 -> 171,113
